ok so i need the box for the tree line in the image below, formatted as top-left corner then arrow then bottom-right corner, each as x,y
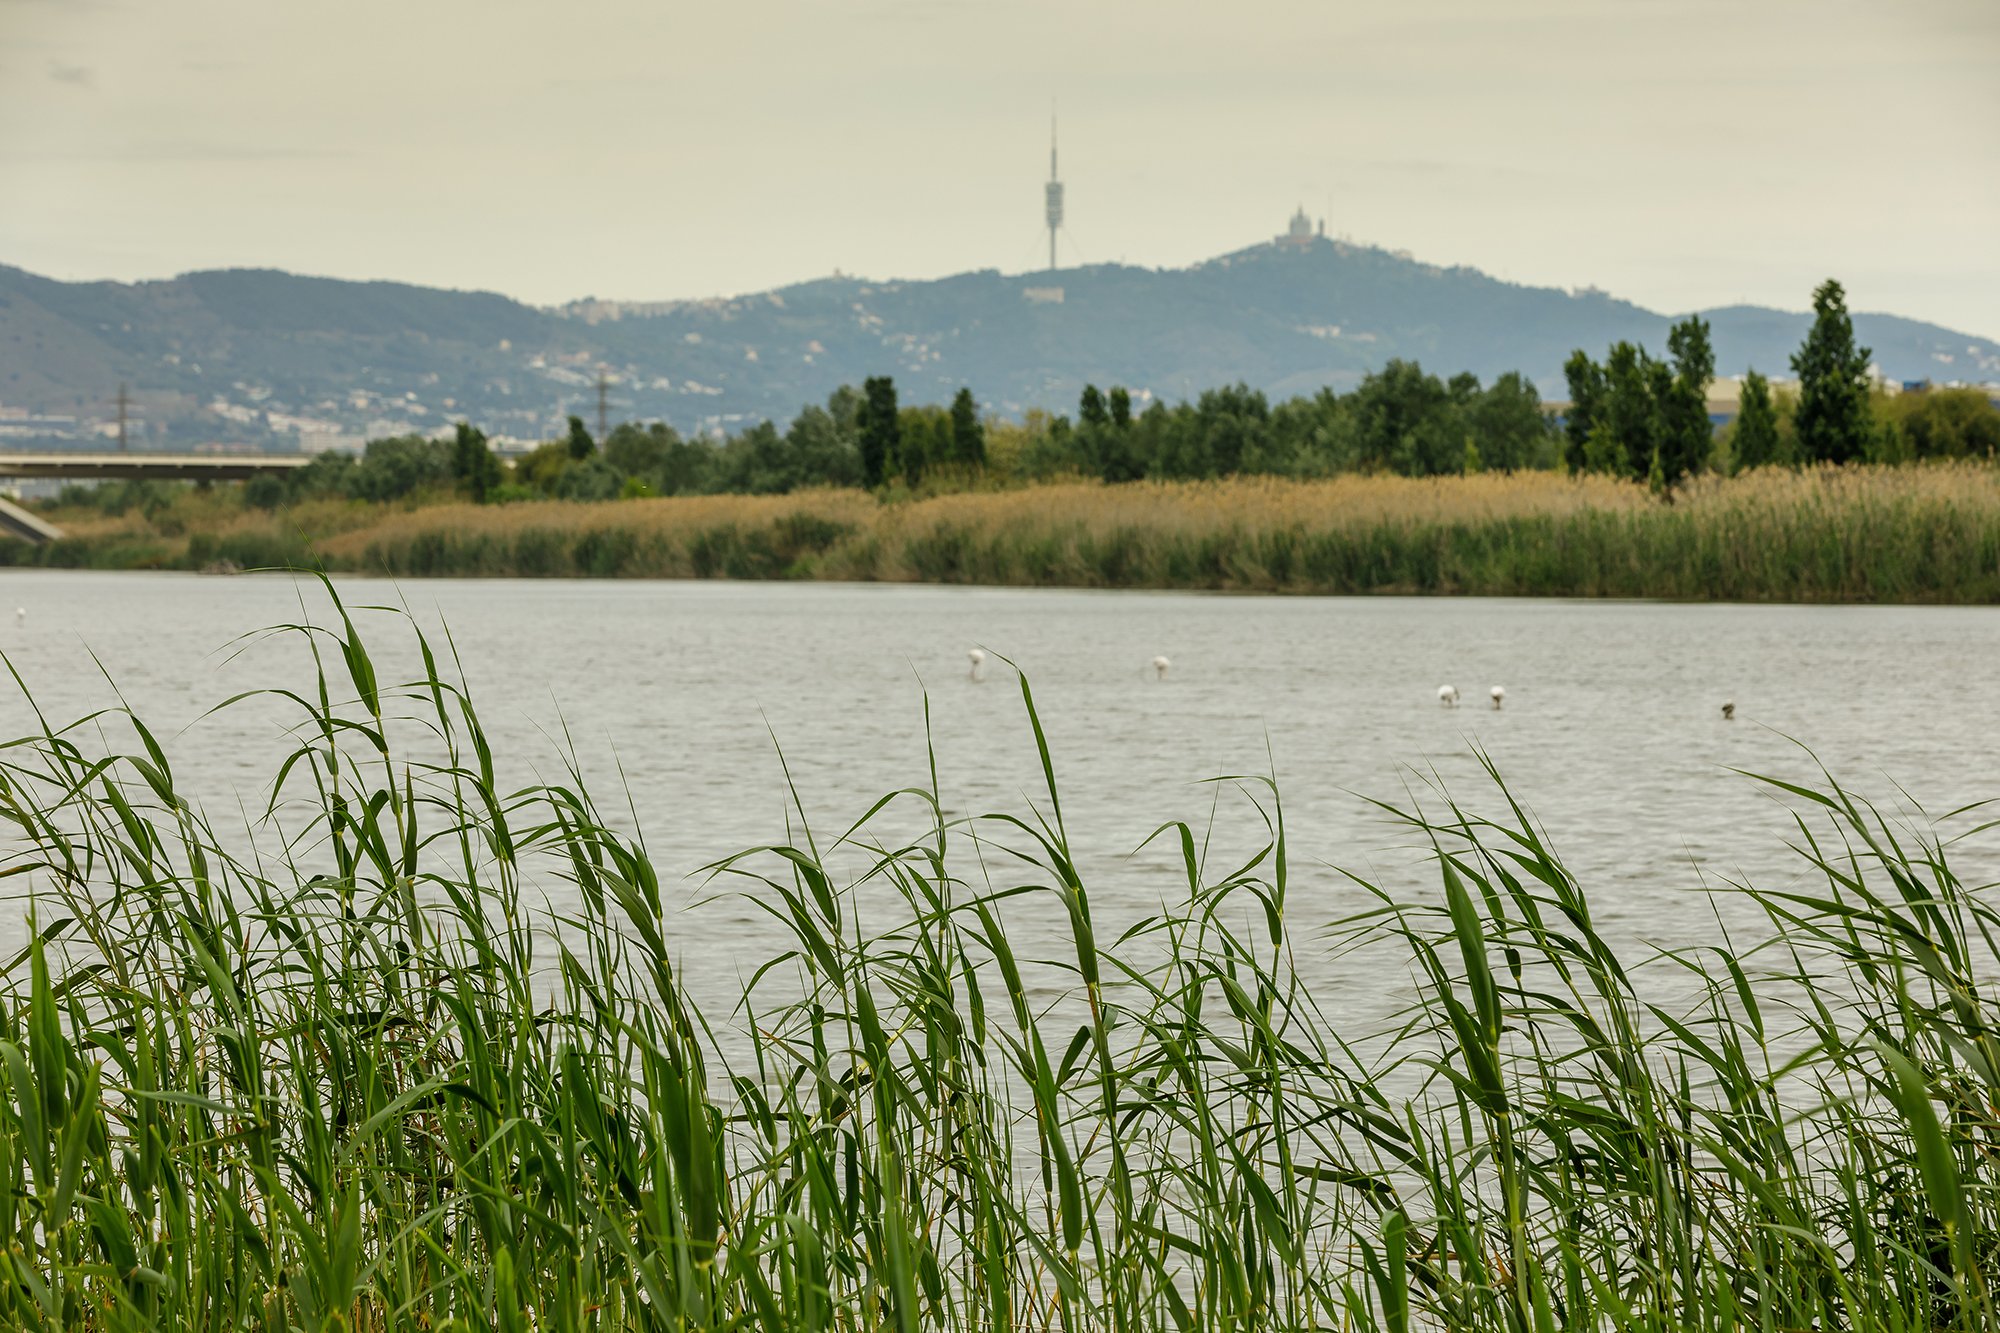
185,361 -> 1561,512
1562,279 -> 1998,486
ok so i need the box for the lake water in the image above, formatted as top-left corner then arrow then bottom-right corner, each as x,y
2,569 -> 1997,1022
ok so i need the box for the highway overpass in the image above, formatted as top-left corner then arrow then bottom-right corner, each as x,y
0,451 -> 316,543
0,451 -> 316,483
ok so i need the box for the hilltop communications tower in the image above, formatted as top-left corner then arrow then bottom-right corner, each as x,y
1044,116 -> 1064,271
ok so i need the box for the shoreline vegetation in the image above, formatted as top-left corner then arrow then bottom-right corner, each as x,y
2,590 -> 1997,1329
11,280 -> 2000,599
11,463 -> 2000,601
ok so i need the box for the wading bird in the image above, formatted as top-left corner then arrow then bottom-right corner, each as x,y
967,648 -> 985,682
1722,700 -> 1736,721
1490,685 -> 1505,710
1438,684 -> 1459,708
1152,656 -> 1171,680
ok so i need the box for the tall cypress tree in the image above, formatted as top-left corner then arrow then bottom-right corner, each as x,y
1791,279 -> 1873,464
1603,342 -> 1659,481
451,421 -> 501,502
858,376 -> 899,488
948,387 -> 984,467
894,408 -> 935,486
1562,350 -> 1607,474
1078,385 -> 1109,429
1731,370 -> 1781,471
1108,386 -> 1133,430
565,415 -> 595,461
1662,315 -> 1715,484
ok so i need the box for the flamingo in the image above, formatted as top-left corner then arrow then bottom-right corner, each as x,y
1152,655 -> 1170,680
1490,685 -> 1505,710
1438,685 -> 1459,708
967,648 -> 986,682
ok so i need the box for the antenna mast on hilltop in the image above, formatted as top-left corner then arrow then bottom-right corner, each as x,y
1044,112 -> 1064,272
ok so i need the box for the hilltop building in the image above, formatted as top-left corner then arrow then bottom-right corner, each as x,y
1276,206 -> 1325,248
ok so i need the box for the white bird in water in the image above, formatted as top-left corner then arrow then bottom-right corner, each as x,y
1151,655 -> 1171,680
1721,700 -> 1736,721
1490,685 -> 1505,710
1438,684 -> 1460,708
967,648 -> 986,682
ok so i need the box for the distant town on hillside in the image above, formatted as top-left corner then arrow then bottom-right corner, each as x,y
3,211 -> 1995,455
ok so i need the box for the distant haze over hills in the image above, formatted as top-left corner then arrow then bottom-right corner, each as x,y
2,233 -> 1994,449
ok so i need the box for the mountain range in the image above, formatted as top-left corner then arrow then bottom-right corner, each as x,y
2,233 -> 1994,449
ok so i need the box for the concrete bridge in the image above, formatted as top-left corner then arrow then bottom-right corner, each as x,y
0,498 -> 64,543
0,450 -> 314,543
0,451 -> 316,483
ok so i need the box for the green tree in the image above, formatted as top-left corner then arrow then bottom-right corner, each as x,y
1583,419 -> 1625,475
1602,342 -> 1660,481
556,455 -> 622,500
1076,383 -> 1132,480
349,434 -> 453,502
243,473 -> 286,510
1731,370 -> 1781,471
1562,350 -> 1607,473
1888,387 -> 2000,460
652,434 -> 718,494
1020,412 -> 1087,478
1130,401 -> 1181,478
948,387 -> 985,467
450,422 -> 501,502
787,399 -> 865,487
286,451 -> 361,502
1091,385 -> 1144,481
1079,384 -> 1109,430
513,441 -> 572,495
1268,390 -> 1357,477
858,376 -> 899,488
1108,386 -> 1132,430
1661,316 -> 1715,484
1191,384 -> 1272,477
1791,278 -> 1873,464
893,407 -> 949,486
827,384 -> 863,437
1466,372 -> 1554,472
1351,360 -> 1462,476
604,421 -> 681,479
565,415 -> 596,461
712,421 -> 796,494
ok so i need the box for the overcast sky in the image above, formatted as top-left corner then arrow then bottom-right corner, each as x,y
2,0 -> 1995,333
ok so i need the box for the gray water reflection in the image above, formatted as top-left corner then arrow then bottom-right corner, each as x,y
1,569 -> 1996,1023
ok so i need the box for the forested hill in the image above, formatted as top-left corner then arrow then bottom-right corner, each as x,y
2,238 -> 1993,446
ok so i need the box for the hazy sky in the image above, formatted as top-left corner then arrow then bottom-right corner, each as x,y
3,0 -> 1995,333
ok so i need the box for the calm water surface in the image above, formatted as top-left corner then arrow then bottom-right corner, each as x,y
2,570 -> 1996,1019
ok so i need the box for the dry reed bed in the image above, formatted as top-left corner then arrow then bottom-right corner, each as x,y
15,464 -> 2000,600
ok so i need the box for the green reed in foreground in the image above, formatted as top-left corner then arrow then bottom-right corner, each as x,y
0,586 -> 1995,1330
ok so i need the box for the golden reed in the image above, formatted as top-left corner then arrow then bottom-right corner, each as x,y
22,463 -> 2000,601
